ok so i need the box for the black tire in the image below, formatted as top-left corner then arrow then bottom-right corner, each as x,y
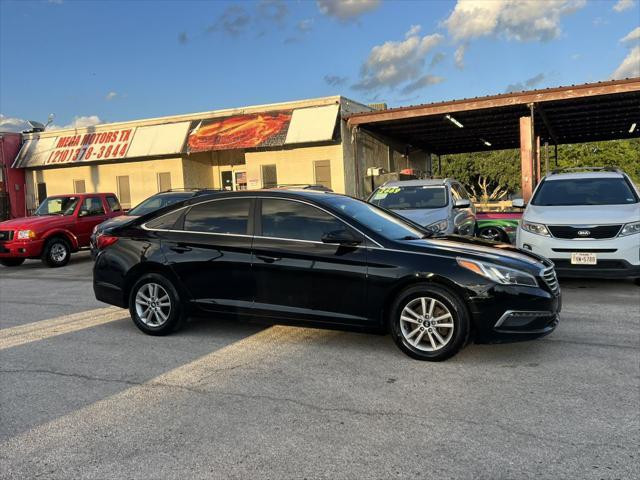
129,273 -> 184,336
41,237 -> 71,267
478,226 -> 509,243
389,284 -> 470,361
0,258 -> 25,267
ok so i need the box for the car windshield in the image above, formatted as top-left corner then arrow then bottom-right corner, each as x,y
369,185 -> 448,210
531,177 -> 639,206
324,195 -> 428,241
34,196 -> 79,216
128,193 -> 193,216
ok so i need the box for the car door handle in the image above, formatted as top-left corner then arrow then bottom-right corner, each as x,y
256,254 -> 281,263
170,245 -> 192,253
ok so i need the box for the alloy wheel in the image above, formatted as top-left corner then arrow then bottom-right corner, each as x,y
480,227 -> 503,242
399,297 -> 455,352
135,283 -> 172,327
50,243 -> 68,263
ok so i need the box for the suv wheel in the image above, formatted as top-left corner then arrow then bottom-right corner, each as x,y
41,238 -> 71,267
389,284 -> 470,361
0,258 -> 25,267
129,274 -> 184,335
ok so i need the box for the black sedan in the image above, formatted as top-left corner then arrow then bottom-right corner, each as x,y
93,190 -> 561,361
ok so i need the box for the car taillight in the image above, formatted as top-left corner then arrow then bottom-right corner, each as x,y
97,235 -> 119,250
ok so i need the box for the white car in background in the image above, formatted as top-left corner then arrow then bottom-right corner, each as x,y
515,167 -> 640,280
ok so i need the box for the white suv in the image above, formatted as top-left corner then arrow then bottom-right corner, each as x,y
515,168 -> 640,280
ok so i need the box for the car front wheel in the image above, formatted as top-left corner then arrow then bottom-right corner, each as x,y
41,238 -> 70,267
129,274 -> 184,335
389,284 -> 470,361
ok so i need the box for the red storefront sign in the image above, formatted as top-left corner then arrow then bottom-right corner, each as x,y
43,128 -> 134,165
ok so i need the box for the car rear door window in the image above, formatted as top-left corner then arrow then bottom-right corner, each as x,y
106,196 -> 122,212
260,199 -> 346,242
184,198 -> 250,235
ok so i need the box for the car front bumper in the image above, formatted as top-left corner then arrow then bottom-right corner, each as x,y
517,228 -> 640,279
0,239 -> 45,258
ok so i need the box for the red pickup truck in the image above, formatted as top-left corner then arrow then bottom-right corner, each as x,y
0,193 -> 123,267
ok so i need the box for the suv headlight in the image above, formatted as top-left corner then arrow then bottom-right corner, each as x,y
426,219 -> 449,233
619,221 -> 640,237
457,258 -> 538,287
17,230 -> 36,240
521,221 -> 550,237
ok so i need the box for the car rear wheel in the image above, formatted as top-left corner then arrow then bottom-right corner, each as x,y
0,258 -> 25,267
478,226 -> 509,243
129,273 -> 184,335
389,284 -> 470,361
41,237 -> 70,267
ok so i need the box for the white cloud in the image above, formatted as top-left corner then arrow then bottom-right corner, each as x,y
611,45 -> 640,79
504,73 -> 546,93
400,75 -> 444,95
613,0 -> 636,12
105,91 -> 118,101
353,26 -> 443,91
444,0 -> 585,42
454,44 -> 466,68
317,0 -> 380,22
0,114 -> 31,133
620,26 -> 640,43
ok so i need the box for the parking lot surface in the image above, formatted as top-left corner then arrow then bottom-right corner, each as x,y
1,253 -> 638,479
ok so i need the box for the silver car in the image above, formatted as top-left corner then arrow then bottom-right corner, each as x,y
367,179 -> 476,236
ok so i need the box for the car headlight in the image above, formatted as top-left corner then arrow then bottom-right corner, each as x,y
457,258 -> 538,287
521,221 -> 550,237
619,221 -> 640,237
17,230 -> 36,240
426,219 -> 449,233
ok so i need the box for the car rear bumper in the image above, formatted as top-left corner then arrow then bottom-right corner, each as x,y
0,239 -> 44,258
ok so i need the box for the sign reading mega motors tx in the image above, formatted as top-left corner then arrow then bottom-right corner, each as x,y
44,128 -> 135,165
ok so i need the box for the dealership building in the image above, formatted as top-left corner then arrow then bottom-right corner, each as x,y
12,96 -> 431,210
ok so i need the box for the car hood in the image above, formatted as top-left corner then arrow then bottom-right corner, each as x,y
95,215 -> 138,233
524,203 -> 640,225
0,215 -> 68,231
402,234 -> 549,272
391,208 -> 446,227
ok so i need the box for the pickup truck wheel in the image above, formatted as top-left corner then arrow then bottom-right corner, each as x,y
0,258 -> 25,267
41,238 -> 70,268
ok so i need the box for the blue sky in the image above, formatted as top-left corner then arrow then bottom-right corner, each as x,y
1,0 -> 638,130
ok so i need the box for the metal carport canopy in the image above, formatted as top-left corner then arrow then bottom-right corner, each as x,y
346,78 -> 640,155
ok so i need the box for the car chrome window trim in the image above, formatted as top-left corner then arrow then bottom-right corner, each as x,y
141,194 -> 384,248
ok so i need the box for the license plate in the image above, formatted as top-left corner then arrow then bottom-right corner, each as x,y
571,252 -> 597,265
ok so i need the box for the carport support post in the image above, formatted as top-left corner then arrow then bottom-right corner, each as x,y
519,116 -> 534,202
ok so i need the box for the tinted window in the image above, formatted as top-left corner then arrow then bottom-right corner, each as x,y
145,209 -> 183,230
129,193 -> 192,216
80,197 -> 105,216
324,195 -> 426,241
531,178 -> 639,206
370,186 -> 448,209
184,199 -> 250,234
106,196 -> 122,212
261,199 -> 346,242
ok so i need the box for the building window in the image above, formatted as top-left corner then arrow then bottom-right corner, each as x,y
261,164 -> 277,189
73,179 -> 86,194
314,160 -> 332,189
116,175 -> 131,209
157,172 -> 172,192
37,182 -> 47,205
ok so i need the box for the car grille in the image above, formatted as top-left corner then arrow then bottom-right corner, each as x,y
547,225 -> 622,239
541,267 -> 560,296
0,230 -> 13,241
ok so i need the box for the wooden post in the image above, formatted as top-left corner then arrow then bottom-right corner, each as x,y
536,135 -> 541,184
520,116 -> 534,202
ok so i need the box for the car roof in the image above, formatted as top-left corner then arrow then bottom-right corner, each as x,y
382,179 -> 450,187
545,172 -> 624,181
184,188 -> 343,205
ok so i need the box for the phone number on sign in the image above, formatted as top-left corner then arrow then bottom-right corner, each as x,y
45,143 -> 130,165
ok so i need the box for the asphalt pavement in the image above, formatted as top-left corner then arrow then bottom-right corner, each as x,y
0,253 -> 638,479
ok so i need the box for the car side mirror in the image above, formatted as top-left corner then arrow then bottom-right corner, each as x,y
78,210 -> 89,217
321,229 -> 362,246
453,199 -> 471,209
512,198 -> 526,208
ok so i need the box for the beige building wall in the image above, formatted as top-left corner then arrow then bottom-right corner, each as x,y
245,145 -> 345,192
25,157 -> 185,209
182,154 -> 214,189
